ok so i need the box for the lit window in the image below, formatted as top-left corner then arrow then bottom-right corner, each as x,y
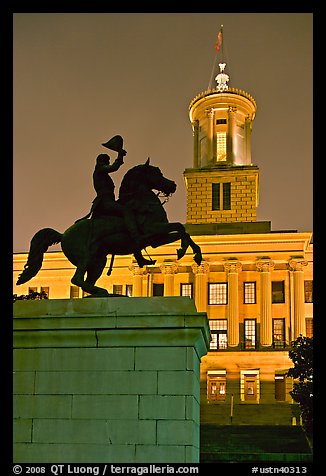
216,132 -> 227,161
126,284 -> 133,297
208,283 -> 228,305
209,319 -> 227,350
244,319 -> 256,349
180,283 -> 193,298
275,374 -> 286,401
207,370 -> 227,401
273,318 -> 285,348
244,282 -> 256,304
70,285 -> 80,299
305,318 -> 313,338
40,287 -> 49,298
113,285 -> 123,295
304,281 -> 313,303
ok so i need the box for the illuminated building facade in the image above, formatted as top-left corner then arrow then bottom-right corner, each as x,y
13,62 -> 313,426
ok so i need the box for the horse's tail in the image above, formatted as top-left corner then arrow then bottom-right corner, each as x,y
16,228 -> 62,285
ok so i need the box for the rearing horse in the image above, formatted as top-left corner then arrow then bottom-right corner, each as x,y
16,159 -> 202,296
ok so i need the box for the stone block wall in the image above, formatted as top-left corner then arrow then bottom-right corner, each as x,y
184,166 -> 259,224
13,297 -> 210,463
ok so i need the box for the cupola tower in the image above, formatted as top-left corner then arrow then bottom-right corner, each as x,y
184,28 -> 259,225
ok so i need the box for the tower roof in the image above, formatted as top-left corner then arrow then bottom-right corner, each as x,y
189,88 -> 257,118
189,87 -> 256,123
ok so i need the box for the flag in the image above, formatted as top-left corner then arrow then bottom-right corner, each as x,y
215,30 -> 222,53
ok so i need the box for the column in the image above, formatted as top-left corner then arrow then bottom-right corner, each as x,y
192,120 -> 199,168
129,263 -> 147,297
224,259 -> 242,347
160,262 -> 178,296
227,106 -> 237,164
256,258 -> 275,347
289,258 -> 308,339
206,108 -> 214,163
244,115 -> 252,165
191,262 -> 210,312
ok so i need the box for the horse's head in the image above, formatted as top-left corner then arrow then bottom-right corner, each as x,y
141,158 -> 177,196
119,158 -> 176,201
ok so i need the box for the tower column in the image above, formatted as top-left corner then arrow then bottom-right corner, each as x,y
206,108 -> 214,163
192,120 -> 199,168
160,262 -> 178,296
289,258 -> 308,338
256,258 -> 274,347
224,259 -> 242,347
245,115 -> 253,164
129,264 -> 147,297
227,106 -> 237,164
192,262 -> 210,312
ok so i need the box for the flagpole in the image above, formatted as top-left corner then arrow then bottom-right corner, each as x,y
208,25 -> 223,90
208,54 -> 218,90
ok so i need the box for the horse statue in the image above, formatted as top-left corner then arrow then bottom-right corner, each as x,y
16,159 -> 202,297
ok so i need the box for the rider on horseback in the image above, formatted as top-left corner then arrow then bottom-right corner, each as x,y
77,146 -> 155,268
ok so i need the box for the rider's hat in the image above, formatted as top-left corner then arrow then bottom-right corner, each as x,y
102,135 -> 123,152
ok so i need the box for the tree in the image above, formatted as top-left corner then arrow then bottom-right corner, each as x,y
287,335 -> 313,436
13,290 -> 48,302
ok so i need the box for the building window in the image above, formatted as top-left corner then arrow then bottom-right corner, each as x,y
244,282 -> 256,304
40,287 -> 49,297
180,283 -> 193,298
223,182 -> 231,210
212,183 -> 220,210
212,183 -> 231,211
153,283 -> 164,296
209,319 -> 228,350
126,284 -> 133,297
216,119 -> 227,125
207,370 -> 227,401
272,281 -> 285,303
28,286 -> 50,299
208,283 -> 228,305
70,285 -> 80,299
244,319 -> 256,349
305,318 -> 313,338
113,284 -> 123,295
275,374 -> 286,401
216,132 -> 227,161
273,318 -> 285,348
304,280 -> 313,303
240,370 -> 259,402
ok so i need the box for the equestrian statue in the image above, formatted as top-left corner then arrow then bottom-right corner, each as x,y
16,135 -> 202,297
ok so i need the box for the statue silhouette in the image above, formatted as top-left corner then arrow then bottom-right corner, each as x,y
17,150 -> 202,297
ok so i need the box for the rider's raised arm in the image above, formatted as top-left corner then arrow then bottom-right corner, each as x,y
103,150 -> 126,173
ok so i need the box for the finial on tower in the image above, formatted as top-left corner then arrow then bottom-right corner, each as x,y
215,62 -> 229,91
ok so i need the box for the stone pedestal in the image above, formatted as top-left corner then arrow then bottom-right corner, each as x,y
13,297 -> 210,463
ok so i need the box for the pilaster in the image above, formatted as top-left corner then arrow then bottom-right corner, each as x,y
160,262 -> 178,296
224,259 -> 242,347
129,263 -> 148,297
192,262 -> 210,312
289,258 -> 308,338
256,258 -> 275,347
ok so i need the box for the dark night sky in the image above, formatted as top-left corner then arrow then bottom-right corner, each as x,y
13,13 -> 313,253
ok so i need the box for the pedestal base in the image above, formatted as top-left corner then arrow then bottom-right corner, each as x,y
13,297 -> 210,463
